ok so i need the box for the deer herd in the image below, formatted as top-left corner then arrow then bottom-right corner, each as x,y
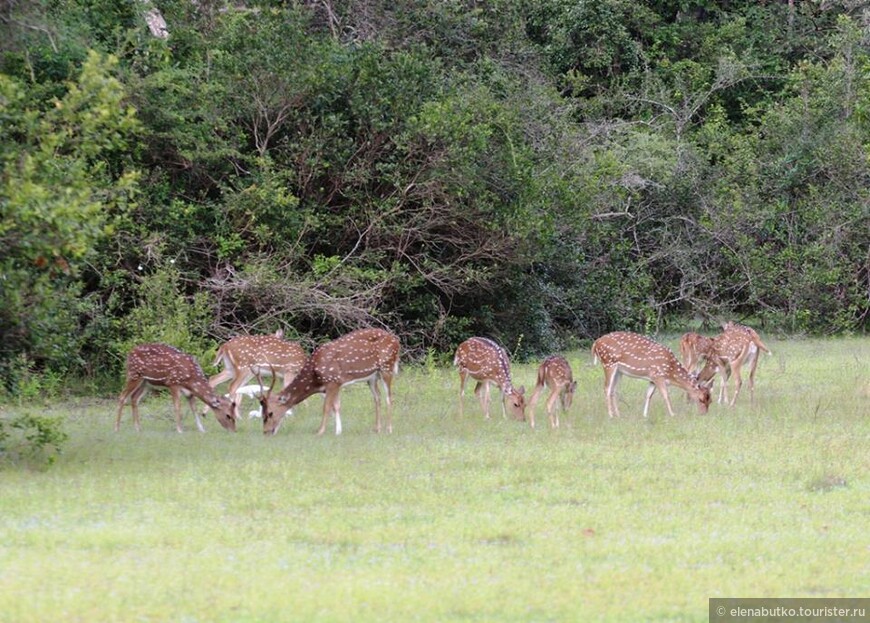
115,321 -> 771,435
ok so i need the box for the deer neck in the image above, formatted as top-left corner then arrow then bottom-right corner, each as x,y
277,363 -> 322,408
667,363 -> 702,394
187,377 -> 223,409
500,377 -> 518,396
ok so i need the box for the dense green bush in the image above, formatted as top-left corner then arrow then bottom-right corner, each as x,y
0,0 -> 866,387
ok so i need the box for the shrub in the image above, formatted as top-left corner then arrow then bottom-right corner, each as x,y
0,412 -> 68,467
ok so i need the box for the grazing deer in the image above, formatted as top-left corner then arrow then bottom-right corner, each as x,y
258,328 -> 400,436
115,343 -> 236,433
698,324 -> 771,405
454,337 -> 526,422
527,355 -> 576,429
206,331 -> 307,419
591,331 -> 711,418
679,332 -> 715,374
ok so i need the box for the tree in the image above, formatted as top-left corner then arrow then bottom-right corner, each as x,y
0,50 -> 139,387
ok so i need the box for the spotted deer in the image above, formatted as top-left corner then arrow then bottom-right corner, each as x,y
591,331 -> 711,418
115,343 -> 236,433
527,355 -> 576,429
697,323 -> 772,405
258,328 -> 400,436
207,331 -> 307,419
454,337 -> 526,422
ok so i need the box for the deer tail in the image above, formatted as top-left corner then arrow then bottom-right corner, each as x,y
212,344 -> 227,368
755,335 -> 772,355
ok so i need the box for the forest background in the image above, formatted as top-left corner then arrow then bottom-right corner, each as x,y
1,0 -> 868,393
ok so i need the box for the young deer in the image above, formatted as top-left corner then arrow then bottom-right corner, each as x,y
258,328 -> 400,436
527,355 -> 576,429
453,337 -> 526,422
207,332 -> 307,419
591,331 -> 711,418
115,343 -> 236,433
698,324 -> 771,406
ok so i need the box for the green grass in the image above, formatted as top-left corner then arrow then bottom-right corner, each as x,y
1,337 -> 868,622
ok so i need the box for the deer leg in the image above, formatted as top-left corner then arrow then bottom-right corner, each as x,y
169,386 -> 185,433
484,382 -> 494,419
317,392 -> 330,436
186,393 -> 205,433
642,382 -> 658,418
318,386 -> 341,435
115,379 -> 144,432
206,367 -> 235,392
333,392 -> 343,435
602,367 -> 613,417
527,383 -> 543,429
546,389 -> 560,428
747,348 -> 759,404
603,367 -> 621,418
458,369 -> 468,418
368,376 -> 382,433
225,371 -> 254,420
728,361 -> 744,406
474,381 -> 490,419
130,382 -> 151,432
656,380 -> 678,417
380,373 -> 394,434
528,394 -> 536,429
717,363 -> 731,404
499,386 -> 508,419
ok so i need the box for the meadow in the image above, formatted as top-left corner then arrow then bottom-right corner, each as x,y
1,337 -> 868,622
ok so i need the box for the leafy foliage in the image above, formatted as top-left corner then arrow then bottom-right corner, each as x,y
0,412 -> 69,466
0,49 -> 139,385
0,0 -> 867,387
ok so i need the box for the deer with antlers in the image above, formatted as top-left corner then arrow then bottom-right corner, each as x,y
258,328 -> 400,436
527,355 -> 576,429
454,337 -> 526,422
591,331 -> 711,418
697,322 -> 772,406
206,331 -> 307,419
115,343 -> 237,433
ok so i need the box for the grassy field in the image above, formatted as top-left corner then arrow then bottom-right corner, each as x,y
1,336 -> 868,622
